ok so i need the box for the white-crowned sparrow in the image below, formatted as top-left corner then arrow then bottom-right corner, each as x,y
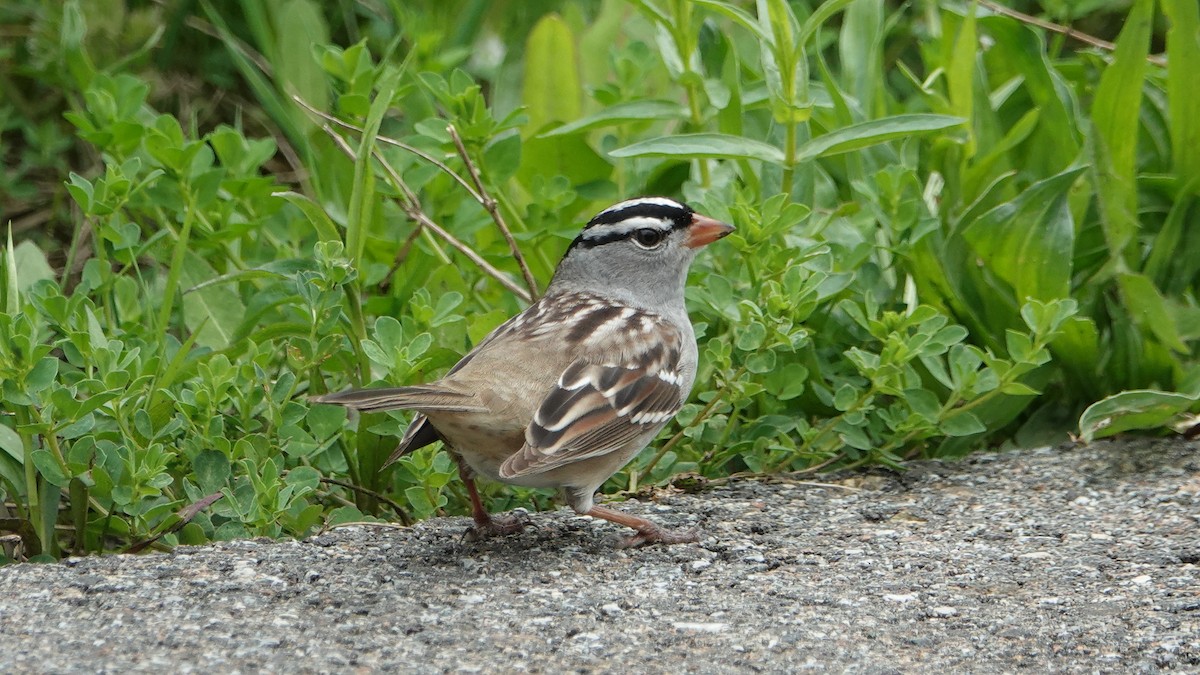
313,197 -> 733,546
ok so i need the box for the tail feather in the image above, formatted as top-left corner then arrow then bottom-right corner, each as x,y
311,385 -> 486,414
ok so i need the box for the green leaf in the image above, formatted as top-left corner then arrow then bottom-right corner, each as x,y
940,411 -> 986,437
794,115 -> 965,163
276,191 -> 341,243
541,100 -> 687,137
11,241 -> 55,291
763,363 -> 807,400
26,357 -> 59,394
193,450 -> 231,493
31,450 -> 69,487
1001,382 -> 1041,396
523,14 -> 581,131
745,350 -> 777,374
797,0 -> 857,46
962,167 -> 1084,304
271,0 -> 330,121
980,16 -> 1080,173
518,134 -> 611,189
905,388 -> 941,422
1092,0 -> 1152,183
3,227 -> 18,312
1163,0 -> 1200,187
947,4 -> 977,128
833,383 -> 858,411
691,0 -> 774,45
284,466 -> 320,492
0,425 -> 22,464
346,66 -> 399,269
1078,390 -> 1198,442
611,133 -> 786,163
1117,273 -> 1190,354
179,250 -> 247,350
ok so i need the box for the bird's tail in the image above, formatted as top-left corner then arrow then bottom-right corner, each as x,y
310,385 -> 486,414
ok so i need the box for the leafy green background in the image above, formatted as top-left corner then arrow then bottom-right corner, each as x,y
2,0 -> 1198,560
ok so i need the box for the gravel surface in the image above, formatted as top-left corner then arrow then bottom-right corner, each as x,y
2,438 -> 1198,673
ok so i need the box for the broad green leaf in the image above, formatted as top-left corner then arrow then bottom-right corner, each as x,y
1092,0 -> 1152,183
518,134 -> 612,189
798,0 -> 857,46
611,133 -> 786,163
839,0 -> 884,115
193,450 -> 231,493
947,4 -> 977,138
1163,0 -> 1200,187
0,425 -> 22,463
1117,273 -> 1190,354
794,115 -> 965,163
541,101 -> 687,137
962,167 -> 1084,305
32,450 -> 70,487
26,357 -> 59,394
284,465 -> 320,492
905,388 -> 941,422
276,191 -> 341,243
179,250 -> 247,350
271,0 -> 330,124
691,0 -> 774,45
940,411 -> 986,436
979,17 -> 1079,173
12,241 -> 55,291
1090,0 -> 1152,258
523,14 -> 581,131
1078,390 -> 1198,442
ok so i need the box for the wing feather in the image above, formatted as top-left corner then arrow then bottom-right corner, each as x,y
310,385 -> 486,414
498,327 -> 686,479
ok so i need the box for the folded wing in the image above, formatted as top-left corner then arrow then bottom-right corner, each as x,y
499,341 -> 684,479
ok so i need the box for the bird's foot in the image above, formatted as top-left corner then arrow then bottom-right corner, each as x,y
618,525 -> 701,549
462,511 -> 529,542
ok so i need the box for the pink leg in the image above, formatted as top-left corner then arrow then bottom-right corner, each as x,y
586,504 -> 700,548
455,457 -> 525,540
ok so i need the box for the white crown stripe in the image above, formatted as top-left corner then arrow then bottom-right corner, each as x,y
595,197 -> 685,218
580,217 -> 675,241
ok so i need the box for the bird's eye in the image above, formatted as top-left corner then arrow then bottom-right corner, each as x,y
632,228 -> 666,249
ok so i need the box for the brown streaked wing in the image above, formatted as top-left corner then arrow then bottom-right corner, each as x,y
498,348 -> 684,479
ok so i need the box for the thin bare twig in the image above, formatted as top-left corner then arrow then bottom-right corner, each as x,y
977,0 -> 1167,67
321,125 -> 534,302
292,95 -> 483,202
318,476 -> 413,525
447,124 -> 540,300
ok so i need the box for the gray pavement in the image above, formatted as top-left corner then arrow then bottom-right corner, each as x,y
1,438 -> 1198,673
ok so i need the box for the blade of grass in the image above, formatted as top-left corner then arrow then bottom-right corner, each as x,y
1162,0 -> 1200,188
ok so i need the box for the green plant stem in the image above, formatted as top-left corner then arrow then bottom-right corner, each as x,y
781,119 -> 798,194
155,191 -> 197,340
770,385 -> 879,473
341,285 -> 372,382
637,365 -> 746,484
29,408 -> 70,478
16,408 -> 44,555
685,82 -> 712,187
